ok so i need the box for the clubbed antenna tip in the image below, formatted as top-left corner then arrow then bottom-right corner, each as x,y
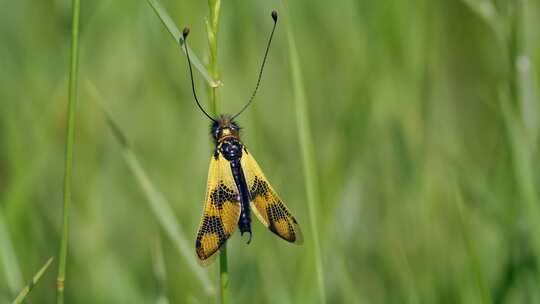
182,27 -> 190,39
232,10 -> 279,119
271,10 -> 278,22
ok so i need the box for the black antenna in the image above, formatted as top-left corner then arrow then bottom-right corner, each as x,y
232,10 -> 278,119
181,28 -> 216,122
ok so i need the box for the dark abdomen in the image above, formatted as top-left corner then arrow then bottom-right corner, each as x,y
219,138 -> 252,241
230,159 -> 251,238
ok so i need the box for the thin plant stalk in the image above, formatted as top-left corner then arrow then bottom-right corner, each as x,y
206,0 -> 222,115
219,244 -> 228,304
284,5 -> 326,303
205,0 -> 227,302
12,258 -> 54,304
56,0 -> 80,303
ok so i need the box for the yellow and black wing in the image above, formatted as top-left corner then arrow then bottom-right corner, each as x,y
195,152 -> 241,266
241,148 -> 303,244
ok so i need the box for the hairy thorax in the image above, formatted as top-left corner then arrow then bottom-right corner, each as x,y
218,137 -> 244,162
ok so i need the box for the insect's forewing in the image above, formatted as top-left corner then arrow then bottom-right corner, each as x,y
195,152 -> 241,266
241,148 -> 303,244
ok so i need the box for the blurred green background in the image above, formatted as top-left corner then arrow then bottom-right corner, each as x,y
1,0 -> 540,303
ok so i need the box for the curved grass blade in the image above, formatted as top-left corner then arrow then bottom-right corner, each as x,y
283,5 -> 326,303
86,82 -> 215,296
145,0 -> 219,87
12,257 -> 54,304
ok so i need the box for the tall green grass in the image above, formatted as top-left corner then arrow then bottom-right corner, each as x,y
204,0 -> 228,302
206,0 -> 223,115
56,0 -> 81,302
500,0 -> 540,272
12,257 -> 53,304
3,0 -> 540,302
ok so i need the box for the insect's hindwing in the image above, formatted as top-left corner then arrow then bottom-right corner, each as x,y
241,148 -> 303,244
195,151 -> 241,265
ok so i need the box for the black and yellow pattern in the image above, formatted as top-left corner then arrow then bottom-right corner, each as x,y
195,152 -> 241,265
241,148 -> 303,244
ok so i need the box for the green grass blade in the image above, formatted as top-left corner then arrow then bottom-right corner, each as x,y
514,1 -> 538,145
284,7 -> 326,303
204,0 -> 225,302
454,182 -> 491,304
219,245 -> 228,304
206,0 -> 222,115
500,0 -> 540,276
145,0 -> 219,87
86,82 -> 215,296
56,0 -> 80,302
0,211 -> 23,294
500,93 -> 540,270
153,236 -> 170,304
12,257 -> 54,304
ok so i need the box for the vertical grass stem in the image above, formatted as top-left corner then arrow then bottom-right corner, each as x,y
56,0 -> 81,302
206,0 -> 222,116
205,0 -> 226,302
